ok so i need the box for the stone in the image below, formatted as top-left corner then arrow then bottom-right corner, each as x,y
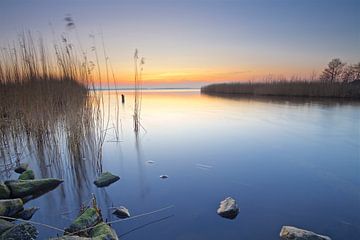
93,172 -> 120,188
14,163 -> 29,174
217,197 -> 239,219
280,226 -> 332,240
0,219 -> 15,235
5,178 -> 63,199
65,208 -> 102,236
0,183 -> 10,199
0,223 -> 38,240
90,222 -> 118,240
14,207 -> 39,220
112,206 -> 130,219
18,169 -> 35,180
0,198 -> 23,217
159,175 -> 168,179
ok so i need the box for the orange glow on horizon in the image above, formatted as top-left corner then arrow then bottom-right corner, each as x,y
89,65 -> 320,86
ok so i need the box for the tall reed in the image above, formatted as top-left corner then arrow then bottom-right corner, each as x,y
0,23 -> 121,179
133,49 -> 145,132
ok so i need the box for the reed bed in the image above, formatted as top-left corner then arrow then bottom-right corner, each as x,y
201,81 -> 360,99
0,24 -> 120,179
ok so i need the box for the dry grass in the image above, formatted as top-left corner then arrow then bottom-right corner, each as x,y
0,27 -> 119,178
201,81 -> 360,99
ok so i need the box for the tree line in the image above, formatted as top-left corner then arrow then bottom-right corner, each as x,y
320,58 -> 360,83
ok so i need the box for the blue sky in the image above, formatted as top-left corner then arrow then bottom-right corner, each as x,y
0,0 -> 359,87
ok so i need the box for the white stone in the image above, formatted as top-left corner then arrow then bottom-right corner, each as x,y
280,226 -> 331,240
217,197 -> 239,219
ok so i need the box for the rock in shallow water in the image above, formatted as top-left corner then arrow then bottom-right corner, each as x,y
5,178 -> 63,199
0,223 -> 38,240
0,219 -> 15,235
280,226 -> 331,240
18,169 -> 35,180
15,207 -> 39,220
0,198 -> 24,217
112,206 -> 130,219
0,182 -> 10,199
90,222 -> 119,240
217,197 -> 239,219
65,207 -> 102,235
94,172 -> 120,187
14,163 -> 29,174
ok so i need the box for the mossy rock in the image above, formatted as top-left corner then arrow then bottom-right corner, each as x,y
94,172 -> 120,188
65,208 -> 102,236
0,198 -> 23,217
18,169 -> 35,180
14,163 -> 29,174
14,206 -> 39,220
0,219 -> 15,235
0,223 -> 38,240
0,183 -> 10,199
90,222 -> 118,240
5,178 -> 63,199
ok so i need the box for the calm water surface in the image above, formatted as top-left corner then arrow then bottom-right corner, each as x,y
16,90 -> 360,239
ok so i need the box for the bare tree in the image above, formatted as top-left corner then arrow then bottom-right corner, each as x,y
341,65 -> 354,83
352,62 -> 360,81
341,62 -> 360,83
320,58 -> 345,83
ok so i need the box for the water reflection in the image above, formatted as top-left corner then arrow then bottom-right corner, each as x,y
1,89 -> 359,239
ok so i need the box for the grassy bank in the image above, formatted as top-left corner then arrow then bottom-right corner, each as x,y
201,81 -> 360,99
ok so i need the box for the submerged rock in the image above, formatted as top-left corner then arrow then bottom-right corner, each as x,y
0,198 -> 23,217
112,206 -> 130,219
0,219 -> 15,235
5,178 -> 63,199
94,172 -> 120,188
65,207 -> 102,235
0,223 -> 38,240
14,207 -> 39,220
18,169 -> 35,180
280,226 -> 331,240
217,197 -> 239,219
0,183 -> 10,199
159,175 -> 168,179
14,163 -> 29,174
90,222 -> 118,240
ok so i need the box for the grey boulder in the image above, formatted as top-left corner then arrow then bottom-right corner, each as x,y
280,226 -> 331,240
112,206 -> 130,219
217,197 -> 239,219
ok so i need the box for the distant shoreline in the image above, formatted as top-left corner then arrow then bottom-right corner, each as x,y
201,81 -> 360,99
93,87 -> 200,91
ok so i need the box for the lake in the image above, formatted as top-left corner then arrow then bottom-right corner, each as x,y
6,89 -> 360,239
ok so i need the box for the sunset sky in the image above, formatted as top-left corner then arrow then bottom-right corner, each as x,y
0,0 -> 359,88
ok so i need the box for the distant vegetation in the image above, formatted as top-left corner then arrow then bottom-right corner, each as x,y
201,59 -> 360,99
